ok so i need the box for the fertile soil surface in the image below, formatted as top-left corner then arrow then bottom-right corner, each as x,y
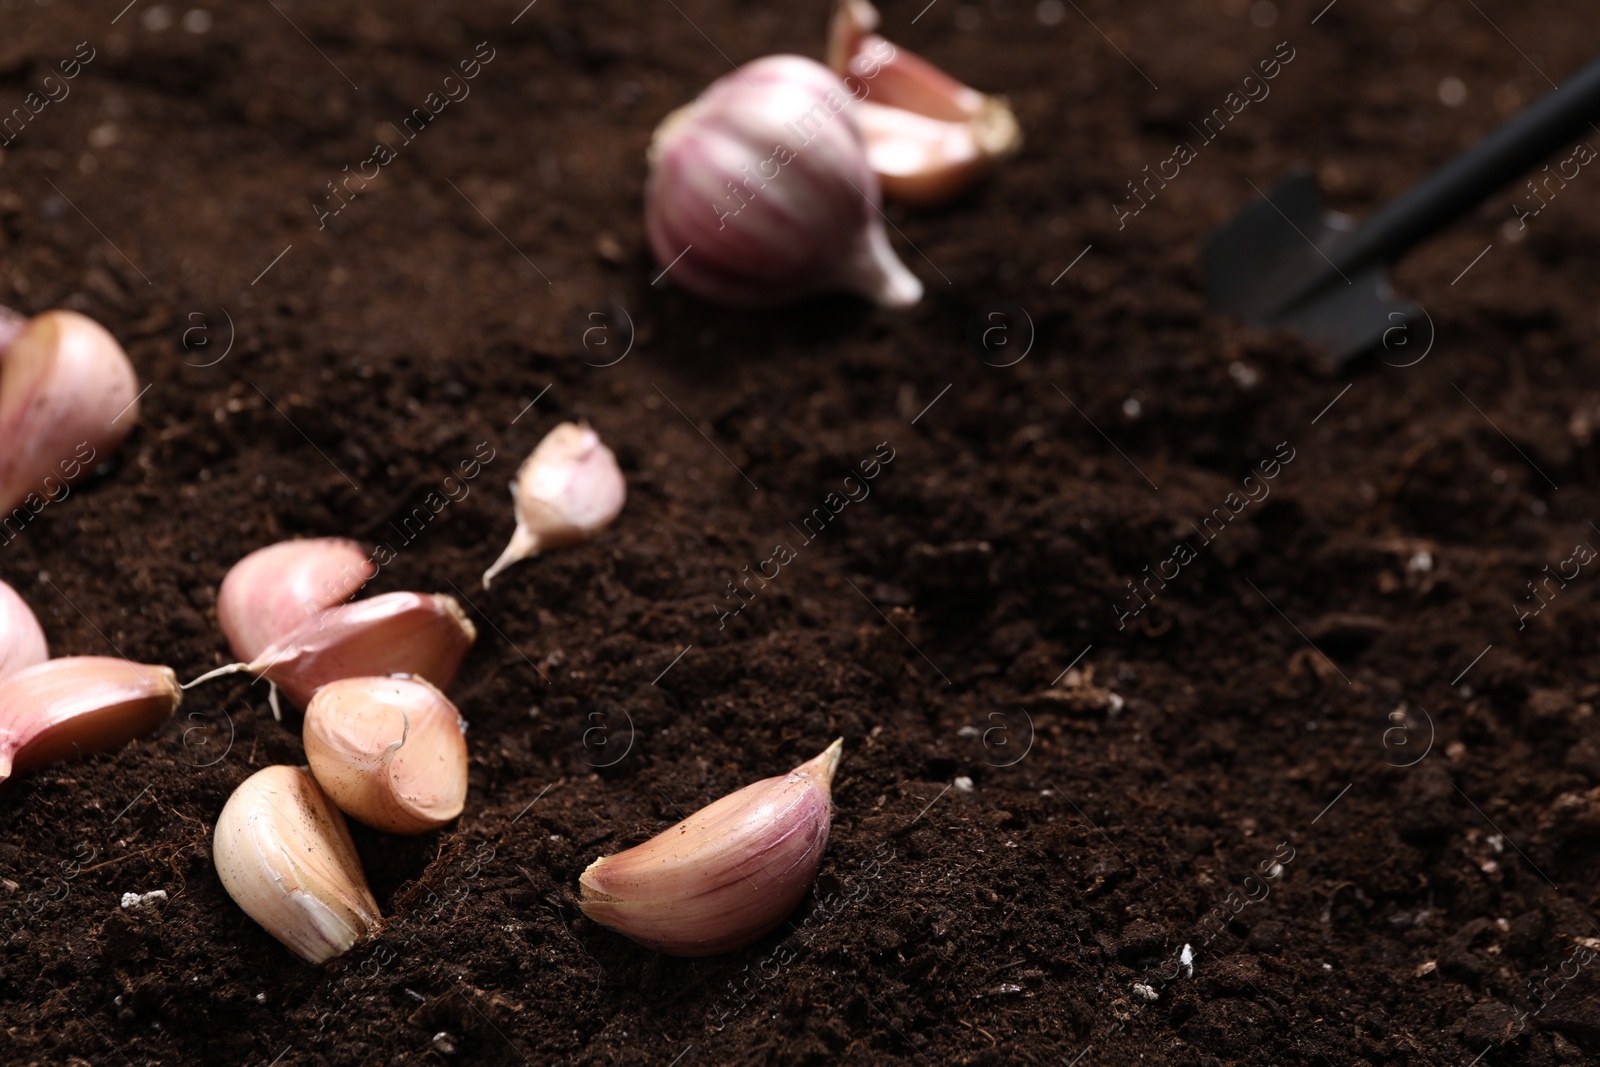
3,0 -> 1600,1063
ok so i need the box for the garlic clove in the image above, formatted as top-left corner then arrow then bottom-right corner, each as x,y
0,305 -> 25,352
855,99 -> 1021,206
0,580 -> 48,683
0,310 -> 142,514
645,55 -> 922,308
483,423 -> 625,587
213,764 -> 381,964
579,739 -> 844,957
827,0 -> 1021,204
303,675 -> 468,835
247,592 -> 477,710
218,538 -> 375,662
0,657 -> 181,785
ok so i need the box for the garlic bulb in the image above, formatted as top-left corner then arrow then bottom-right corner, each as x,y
0,580 -> 48,683
580,739 -> 843,956
0,657 -> 181,784
218,538 -> 375,662
645,55 -> 922,308
213,765 -> 381,964
304,675 -> 468,835
0,310 -> 141,514
187,591 -> 477,712
827,0 -> 1021,205
483,422 -> 626,587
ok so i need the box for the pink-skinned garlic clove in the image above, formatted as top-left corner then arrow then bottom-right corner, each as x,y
579,739 -> 844,956
186,591 -> 477,713
218,538 -> 376,662
0,310 -> 141,514
0,657 -> 182,785
483,422 -> 626,587
303,675 -> 469,835
827,0 -> 1021,204
0,580 -> 48,683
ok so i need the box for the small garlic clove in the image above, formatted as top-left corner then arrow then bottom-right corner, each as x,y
827,0 -> 1021,204
579,739 -> 844,957
304,675 -> 469,835
213,765 -> 381,964
483,423 -> 625,587
0,657 -> 181,785
0,310 -> 142,514
245,592 -> 478,710
855,99 -> 1022,207
645,55 -> 922,308
218,538 -> 376,662
0,580 -> 48,683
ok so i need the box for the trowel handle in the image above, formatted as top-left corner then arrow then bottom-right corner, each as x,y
1332,54 -> 1600,274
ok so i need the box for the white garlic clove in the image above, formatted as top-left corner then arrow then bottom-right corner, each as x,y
0,580 -> 48,683
0,657 -> 181,785
213,765 -> 382,964
827,0 -> 1021,205
0,310 -> 142,514
218,538 -> 375,662
483,423 -> 626,587
579,739 -> 844,956
645,55 -> 922,309
304,675 -> 469,835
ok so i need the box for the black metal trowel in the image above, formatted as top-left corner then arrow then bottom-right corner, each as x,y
1202,54 -> 1600,366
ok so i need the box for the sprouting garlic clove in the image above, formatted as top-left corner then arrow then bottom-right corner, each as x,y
188,591 -> 478,712
213,764 -> 382,964
579,739 -> 844,956
304,675 -> 469,835
483,423 -> 626,587
218,538 -> 376,662
827,0 -> 1021,205
0,580 -> 48,683
0,657 -> 181,785
0,310 -> 142,514
645,55 -> 922,309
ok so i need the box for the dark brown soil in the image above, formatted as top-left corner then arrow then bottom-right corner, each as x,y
4,0 -> 1600,1063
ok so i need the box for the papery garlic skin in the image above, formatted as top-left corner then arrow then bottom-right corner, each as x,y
483,423 -> 626,587
0,657 -> 181,784
245,592 -> 478,710
213,765 -> 381,964
580,739 -> 843,956
828,0 -> 1021,205
645,55 -> 922,309
219,538 -> 375,662
0,310 -> 140,514
304,675 -> 468,834
0,580 -> 48,683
